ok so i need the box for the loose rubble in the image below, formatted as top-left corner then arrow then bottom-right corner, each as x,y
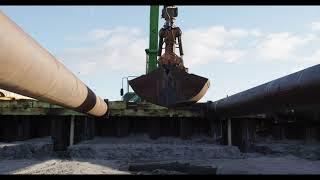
0,135 -> 319,174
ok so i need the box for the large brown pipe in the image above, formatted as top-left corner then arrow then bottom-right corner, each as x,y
0,11 -> 108,117
210,64 -> 320,117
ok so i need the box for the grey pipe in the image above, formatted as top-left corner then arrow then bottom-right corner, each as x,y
211,64 -> 320,117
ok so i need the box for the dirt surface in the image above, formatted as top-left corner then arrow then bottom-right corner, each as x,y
0,135 -> 319,174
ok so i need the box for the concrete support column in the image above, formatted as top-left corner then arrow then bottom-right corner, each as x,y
240,119 -> 249,152
180,118 -> 193,139
225,118 -> 257,153
272,124 -> 286,140
73,116 -> 96,144
304,127 -> 317,143
148,118 -> 161,139
227,118 -> 232,146
1,117 -> 16,142
116,117 -> 130,137
69,115 -> 75,146
51,116 -> 70,151
209,119 -> 223,142
31,116 -> 51,138
0,116 -> 31,142
281,126 -> 286,140
239,119 -> 256,153
87,116 -> 96,140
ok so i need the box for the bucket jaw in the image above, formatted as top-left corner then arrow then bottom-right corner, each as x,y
129,67 -> 210,107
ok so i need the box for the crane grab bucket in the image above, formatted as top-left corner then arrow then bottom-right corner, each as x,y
129,67 -> 209,107
129,5 -> 210,107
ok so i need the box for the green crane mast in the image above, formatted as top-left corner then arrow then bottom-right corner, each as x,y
121,6 -> 159,102
146,5 -> 159,73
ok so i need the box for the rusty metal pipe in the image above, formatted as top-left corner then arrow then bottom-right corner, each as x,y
0,11 -> 108,117
210,64 -> 320,117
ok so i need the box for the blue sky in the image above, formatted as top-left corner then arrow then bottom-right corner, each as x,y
1,6 -> 320,101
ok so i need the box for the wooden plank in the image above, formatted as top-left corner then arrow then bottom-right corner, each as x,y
128,162 -> 217,175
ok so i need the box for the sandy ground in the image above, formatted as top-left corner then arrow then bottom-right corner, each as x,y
0,135 -> 320,174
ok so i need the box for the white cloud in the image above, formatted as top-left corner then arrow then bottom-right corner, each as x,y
60,25 -> 318,78
304,49 -> 320,63
65,27 -> 142,42
249,29 -> 263,37
229,28 -> 249,38
311,21 -> 320,31
222,49 -> 246,63
88,29 -> 112,40
60,27 -> 147,75
182,26 -> 259,66
256,32 -> 312,60
88,27 -> 141,41
62,25 -> 259,76
78,62 -> 98,75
